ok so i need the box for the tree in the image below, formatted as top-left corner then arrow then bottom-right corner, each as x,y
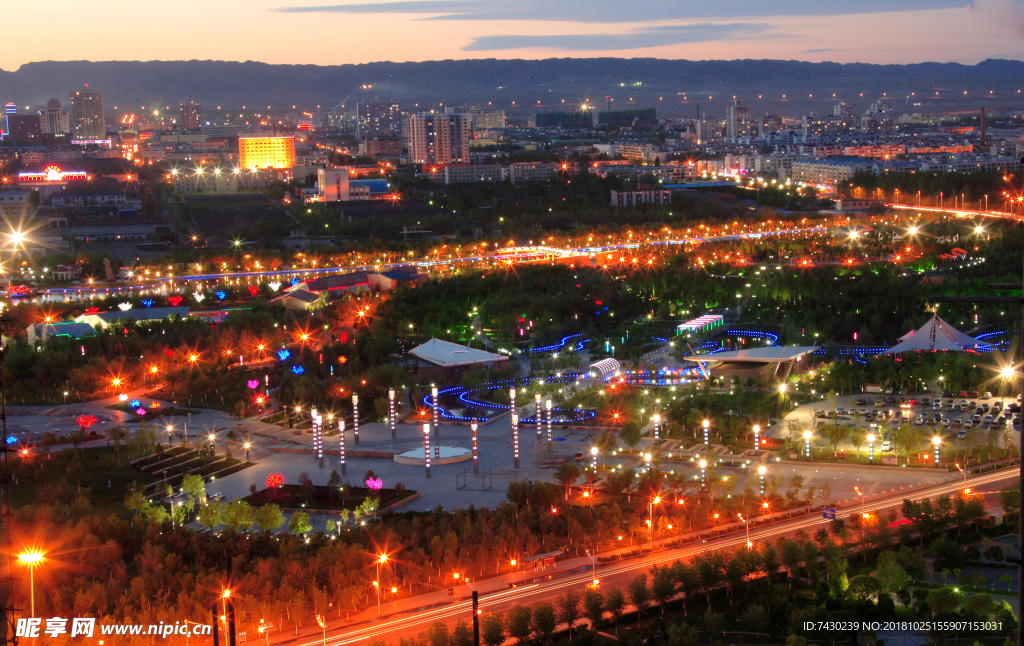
425,622 -> 449,646
554,462 -> 581,500
289,510 -> 313,535
651,564 -> 676,615
779,539 -> 802,587
927,586 -> 963,614
962,593 -> 997,620
742,603 -> 769,634
556,590 -> 581,636
628,573 -> 650,627
999,486 -> 1020,514
480,613 -> 505,646
506,605 -> 532,643
582,588 -> 604,630
196,500 -> 223,532
620,420 -> 642,449
531,602 -> 556,643
450,620 -> 473,646
181,473 -> 206,510
222,500 -> 254,532
254,504 -> 285,532
603,586 -> 625,634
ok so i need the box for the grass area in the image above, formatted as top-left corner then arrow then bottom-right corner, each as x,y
134,444 -> 254,491
241,484 -> 416,511
107,402 -> 204,421
14,445 -> 161,514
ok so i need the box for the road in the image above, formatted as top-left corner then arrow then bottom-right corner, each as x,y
267,465 -> 1019,646
36,227 -> 826,300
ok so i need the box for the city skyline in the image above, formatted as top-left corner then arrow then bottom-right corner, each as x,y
2,0 -> 1024,71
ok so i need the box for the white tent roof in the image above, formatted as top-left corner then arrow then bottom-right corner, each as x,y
883,314 -> 980,354
409,338 -> 508,368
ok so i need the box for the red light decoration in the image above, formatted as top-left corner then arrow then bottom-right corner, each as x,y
167,296 -> 184,307
248,286 -> 259,297
76,415 -> 98,430
84,307 -> 100,314
8,286 -> 32,296
266,473 -> 284,489
165,349 -> 174,357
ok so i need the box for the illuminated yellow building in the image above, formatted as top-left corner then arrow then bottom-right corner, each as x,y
239,135 -> 296,169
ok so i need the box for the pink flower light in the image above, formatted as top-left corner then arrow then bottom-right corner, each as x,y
366,477 -> 383,491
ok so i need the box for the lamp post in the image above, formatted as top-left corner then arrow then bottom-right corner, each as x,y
535,393 -> 542,438
512,413 -> 519,469
545,399 -> 553,448
758,465 -> 766,497
166,423 -> 174,446
644,453 -> 651,471
702,419 -> 709,448
388,388 -> 396,440
753,424 -> 760,452
338,419 -> 346,474
510,387 -> 516,414
932,436 -> 941,467
867,433 -> 875,464
423,423 -> 431,478
699,459 -> 707,493
648,496 -> 661,546
375,554 -> 388,616
352,394 -> 359,445
653,413 -> 660,441
18,551 -> 44,624
244,442 -> 250,463
208,433 -> 216,455
803,430 -> 811,459
471,420 -> 479,475
591,446 -> 598,472
431,386 -> 439,437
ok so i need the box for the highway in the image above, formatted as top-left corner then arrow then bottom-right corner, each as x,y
271,465 -> 1018,645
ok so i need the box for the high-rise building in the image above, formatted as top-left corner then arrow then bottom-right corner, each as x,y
725,101 -> 750,139
356,101 -> 401,138
69,86 -> 105,140
40,99 -> 70,137
179,98 -> 202,130
239,135 -> 296,169
6,115 -> 42,144
408,113 -> 469,166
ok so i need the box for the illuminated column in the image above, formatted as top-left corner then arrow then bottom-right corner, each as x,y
432,386 -> 440,437
471,420 -> 479,475
338,419 -> 346,474
644,452 -> 651,471
546,399 -> 553,448
653,414 -> 661,441
512,413 -> 520,469
591,446 -> 598,471
389,388 -> 396,440
312,408 -> 323,468
867,433 -> 874,464
758,465 -> 766,497
352,394 -> 359,445
535,393 -> 542,437
510,387 -> 516,414
699,459 -> 707,493
423,423 -> 431,478
933,436 -> 941,467
753,424 -> 760,452
803,430 -> 811,459
702,419 -> 709,448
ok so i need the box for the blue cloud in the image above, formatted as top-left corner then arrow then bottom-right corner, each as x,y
276,0 -> 953,23
803,48 -> 835,53
463,23 -> 770,52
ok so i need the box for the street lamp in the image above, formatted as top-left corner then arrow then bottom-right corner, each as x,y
375,553 -> 388,615
18,550 -> 44,621
244,442 -> 251,462
648,496 -> 661,546
699,459 -> 707,492
753,424 -> 760,452
644,452 -> 651,471
208,433 -> 216,454
803,430 -> 811,459
738,513 -> 751,548
166,424 -> 174,446
590,446 -> 598,472
932,436 -> 941,467
652,413 -> 660,440
867,433 -> 875,463
758,465 -> 766,497
702,419 -> 709,447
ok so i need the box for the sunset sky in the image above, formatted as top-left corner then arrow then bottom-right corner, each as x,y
3,0 -> 1024,70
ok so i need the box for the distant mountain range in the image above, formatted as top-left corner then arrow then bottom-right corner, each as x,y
2,58 -> 1023,116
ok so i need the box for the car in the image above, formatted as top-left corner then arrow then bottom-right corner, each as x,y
972,413 -> 982,423
874,399 -> 884,407
815,409 -> 827,418
933,401 -> 942,411
574,452 -> 585,461
957,429 -> 967,439
982,415 -> 993,425
941,419 -> 951,428
993,401 -> 1003,411
982,391 -> 992,399
885,396 -> 896,404
960,403 -> 968,412
971,391 -> 980,399
859,408 -> 869,416
958,391 -> 969,398
914,416 -> 925,426
855,398 -> 866,406
946,401 -> 955,411
921,397 -> 931,406
885,387 -> 894,395
208,492 -> 225,502
964,420 -> 974,429
827,410 -> 838,419
881,438 -> 893,451
981,403 -> 990,413
953,419 -> 963,428
836,407 -> 846,415
969,401 -> 978,409
943,391 -> 954,399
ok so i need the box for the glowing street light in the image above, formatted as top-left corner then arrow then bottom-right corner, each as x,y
753,424 -> 760,451
803,430 -> 812,459
867,433 -> 875,463
758,465 -> 766,497
702,419 -> 709,447
699,459 -> 707,492
18,550 -> 45,620
375,553 -> 388,615
932,436 -> 941,467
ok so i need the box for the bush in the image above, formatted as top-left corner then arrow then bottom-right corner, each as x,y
984,544 -> 1005,562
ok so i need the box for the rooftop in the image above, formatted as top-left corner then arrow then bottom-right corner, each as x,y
409,338 -> 507,368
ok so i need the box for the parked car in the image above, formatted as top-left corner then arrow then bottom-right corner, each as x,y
941,419 -> 951,428
982,391 -> 993,399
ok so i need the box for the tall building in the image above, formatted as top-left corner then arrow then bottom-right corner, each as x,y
6,115 -> 42,144
725,101 -> 750,139
40,99 -> 70,137
408,113 -> 469,166
355,101 -> 401,138
69,86 -> 105,140
179,98 -> 202,130
239,135 -> 296,169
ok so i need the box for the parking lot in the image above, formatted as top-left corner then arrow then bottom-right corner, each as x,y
812,389 -> 1021,450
